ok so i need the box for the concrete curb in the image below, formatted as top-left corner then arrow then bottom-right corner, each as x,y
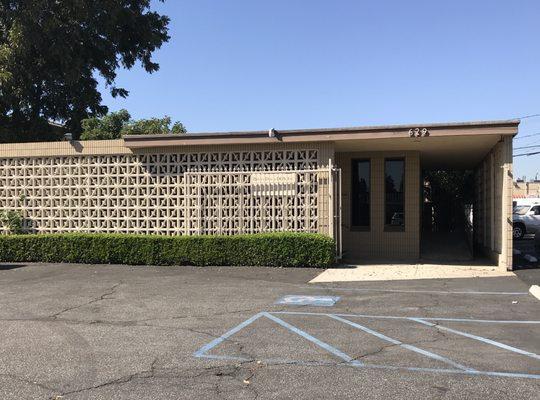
529,285 -> 540,301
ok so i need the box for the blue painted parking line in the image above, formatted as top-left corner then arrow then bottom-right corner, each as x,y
328,314 -> 474,372
262,312 -> 361,366
275,295 -> 340,306
193,311 -> 540,380
361,364 -> 540,380
199,354 -> 252,362
194,310 -> 359,366
410,318 -> 540,361
193,312 -> 264,358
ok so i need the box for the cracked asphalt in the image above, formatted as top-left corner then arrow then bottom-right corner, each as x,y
0,263 -> 539,399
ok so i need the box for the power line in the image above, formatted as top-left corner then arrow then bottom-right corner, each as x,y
514,113 -> 540,120
513,151 -> 540,157
514,132 -> 540,140
524,137 -> 540,146
514,144 -> 540,150
511,112 -> 540,140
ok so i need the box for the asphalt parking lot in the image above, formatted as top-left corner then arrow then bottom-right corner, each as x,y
0,263 -> 539,399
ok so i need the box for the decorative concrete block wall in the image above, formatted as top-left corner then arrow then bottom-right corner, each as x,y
0,140 -> 335,237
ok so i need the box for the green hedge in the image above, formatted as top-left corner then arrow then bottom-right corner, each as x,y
0,233 -> 335,268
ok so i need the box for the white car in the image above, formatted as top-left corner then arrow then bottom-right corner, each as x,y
513,204 -> 540,239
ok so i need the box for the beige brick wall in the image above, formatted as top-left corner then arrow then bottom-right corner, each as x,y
513,181 -> 540,197
474,138 -> 513,269
336,151 -> 420,261
0,139 -> 130,158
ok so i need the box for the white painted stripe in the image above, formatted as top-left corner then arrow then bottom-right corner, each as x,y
261,312 -> 362,366
419,317 -> 540,324
272,311 -> 407,319
193,312 -> 264,357
409,318 -> 540,361
309,286 -> 529,296
270,311 -> 540,324
328,314 -> 474,371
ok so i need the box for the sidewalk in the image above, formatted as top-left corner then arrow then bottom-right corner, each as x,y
310,263 -> 514,283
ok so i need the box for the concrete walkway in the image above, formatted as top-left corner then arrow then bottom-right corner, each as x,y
310,263 -> 514,283
420,231 -> 473,262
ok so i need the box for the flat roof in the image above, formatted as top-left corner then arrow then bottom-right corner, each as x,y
123,119 -> 520,148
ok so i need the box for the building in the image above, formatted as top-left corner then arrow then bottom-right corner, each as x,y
513,180 -> 540,198
0,119 -> 517,269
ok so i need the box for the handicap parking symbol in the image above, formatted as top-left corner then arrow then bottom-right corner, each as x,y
275,295 -> 340,307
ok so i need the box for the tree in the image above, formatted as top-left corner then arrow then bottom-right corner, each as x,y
121,116 -> 186,136
80,110 -> 186,140
0,1 -> 170,143
80,110 -> 131,140
425,170 -> 474,231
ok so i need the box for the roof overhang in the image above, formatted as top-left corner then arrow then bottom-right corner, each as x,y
335,134 -> 508,169
123,119 -> 519,149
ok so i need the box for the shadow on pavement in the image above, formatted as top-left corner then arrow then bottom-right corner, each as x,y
0,264 -> 26,271
513,234 -> 539,270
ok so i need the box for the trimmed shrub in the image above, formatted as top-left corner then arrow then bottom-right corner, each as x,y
0,232 -> 335,268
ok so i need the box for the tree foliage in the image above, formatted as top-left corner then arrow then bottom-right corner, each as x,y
0,1 -> 170,143
121,116 -> 186,136
80,109 -> 186,140
0,210 -> 23,234
80,110 -> 131,141
425,170 -> 474,231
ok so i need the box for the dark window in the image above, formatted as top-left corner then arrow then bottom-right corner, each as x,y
351,159 -> 370,228
385,158 -> 405,229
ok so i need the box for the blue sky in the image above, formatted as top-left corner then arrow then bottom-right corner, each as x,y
99,0 -> 540,179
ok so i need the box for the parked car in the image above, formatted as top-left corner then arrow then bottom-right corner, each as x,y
513,197 -> 540,207
513,204 -> 540,239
